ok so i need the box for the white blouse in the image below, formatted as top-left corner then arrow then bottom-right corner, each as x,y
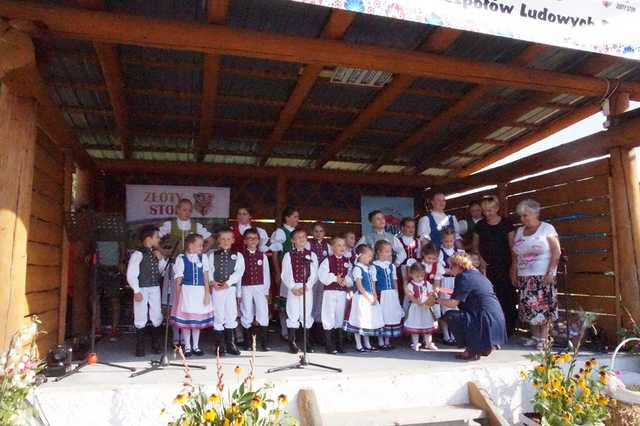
513,222 -> 558,277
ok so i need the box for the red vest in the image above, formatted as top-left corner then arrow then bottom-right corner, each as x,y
242,249 -> 264,286
398,235 -> 419,264
290,249 -> 312,283
231,224 -> 248,252
423,261 -> 438,284
325,255 -> 350,291
308,239 -> 329,264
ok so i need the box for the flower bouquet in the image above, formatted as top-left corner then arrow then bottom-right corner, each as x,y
0,317 -> 45,425
164,338 -> 297,426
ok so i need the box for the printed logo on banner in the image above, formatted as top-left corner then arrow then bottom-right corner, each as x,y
360,196 -> 414,237
193,193 -> 214,216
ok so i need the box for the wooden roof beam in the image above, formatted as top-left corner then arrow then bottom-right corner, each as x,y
414,55 -> 624,174
370,44 -> 549,171
314,27 -> 463,169
96,159 -> 445,188
3,2 -> 640,98
257,9 -> 355,166
78,0 -> 130,159
196,0 -> 228,162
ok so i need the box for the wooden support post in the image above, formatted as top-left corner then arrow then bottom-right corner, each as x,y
58,151 -> 73,343
0,84 -> 37,348
276,175 -> 287,226
610,146 -> 640,326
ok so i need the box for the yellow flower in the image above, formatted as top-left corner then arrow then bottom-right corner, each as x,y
222,419 -> 230,426
598,396 -> 610,406
173,393 -> 189,405
535,365 -> 545,374
532,379 -> 540,388
599,376 -> 607,385
575,404 -> 584,414
538,390 -> 548,398
208,394 -> 221,404
234,366 -> 242,376
585,360 -> 593,368
203,410 -> 216,422
278,394 -> 288,406
563,412 -> 573,422
519,370 -> 528,379
250,396 -> 262,409
181,419 -> 192,426
233,415 -> 244,426
582,387 -> 591,397
272,408 -> 282,420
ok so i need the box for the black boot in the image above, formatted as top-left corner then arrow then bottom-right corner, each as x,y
241,327 -> 252,351
213,330 -> 226,357
224,328 -> 241,356
135,328 -> 145,357
259,326 -> 271,352
325,329 -> 337,354
335,329 -> 346,353
304,328 -> 315,353
151,326 -> 162,354
288,327 -> 299,354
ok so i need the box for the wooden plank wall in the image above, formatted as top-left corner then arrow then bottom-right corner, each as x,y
446,158 -> 617,340
26,132 -> 66,353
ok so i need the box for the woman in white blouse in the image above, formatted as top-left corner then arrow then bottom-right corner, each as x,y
511,199 -> 561,349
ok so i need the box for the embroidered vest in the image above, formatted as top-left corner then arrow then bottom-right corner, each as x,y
309,239 -> 330,264
138,248 -> 161,288
182,254 -> 204,286
423,261 -> 438,284
409,281 -> 426,302
231,224 -> 246,252
398,235 -> 419,264
167,219 -> 198,253
213,249 -> 238,284
325,255 -> 350,291
374,263 -> 394,291
290,249 -> 312,284
428,213 -> 454,249
242,249 -> 264,286
354,264 -> 374,293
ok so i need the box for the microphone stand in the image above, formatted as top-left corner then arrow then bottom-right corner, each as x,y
267,254 -> 342,374
130,241 -> 206,377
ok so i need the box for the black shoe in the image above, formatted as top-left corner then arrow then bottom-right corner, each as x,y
192,348 -> 204,356
135,328 -> 146,357
442,339 -> 457,346
151,326 -> 162,354
356,347 -> 367,353
259,326 -> 271,352
324,330 -> 337,354
184,349 -> 193,358
213,330 -> 226,357
241,327 -> 252,351
288,328 -> 299,354
224,328 -> 241,356
335,329 -> 346,354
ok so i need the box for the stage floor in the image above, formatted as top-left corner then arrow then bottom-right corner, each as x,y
35,332 -> 626,426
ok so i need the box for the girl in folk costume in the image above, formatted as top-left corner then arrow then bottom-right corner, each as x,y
413,242 -> 444,318
208,228 -> 245,356
159,198 -> 213,351
270,207 -> 300,339
231,207 -> 270,252
239,228 -> 271,352
281,228 -> 319,354
397,217 -> 420,305
372,240 -> 405,350
344,244 -> 384,353
438,228 -> 464,345
417,191 -> 462,249
357,210 -> 407,266
307,222 -> 332,346
404,263 -> 439,351
171,234 -> 213,357
318,237 -> 352,354
126,225 -> 166,357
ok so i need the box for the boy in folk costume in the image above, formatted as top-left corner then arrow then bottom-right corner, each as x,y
307,222 -> 332,347
208,228 -> 245,356
159,198 -> 213,350
231,207 -> 270,252
318,237 -> 352,354
269,207 -> 300,339
357,210 -> 407,267
126,225 -> 166,357
281,228 -> 318,354
240,228 -> 271,351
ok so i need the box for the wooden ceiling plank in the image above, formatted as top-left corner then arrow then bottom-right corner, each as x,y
257,9 -> 355,165
415,55 -> 623,174
371,44 -> 548,171
314,27 -> 462,169
196,0 -> 229,161
3,2 -> 640,98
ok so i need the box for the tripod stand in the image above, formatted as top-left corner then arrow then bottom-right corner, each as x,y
55,212 -> 136,382
130,241 -> 206,378
267,256 -> 341,374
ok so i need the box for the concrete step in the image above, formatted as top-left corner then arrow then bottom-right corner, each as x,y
322,404 -> 485,426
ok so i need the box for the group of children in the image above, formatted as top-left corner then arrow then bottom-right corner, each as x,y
126,199 -> 472,358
